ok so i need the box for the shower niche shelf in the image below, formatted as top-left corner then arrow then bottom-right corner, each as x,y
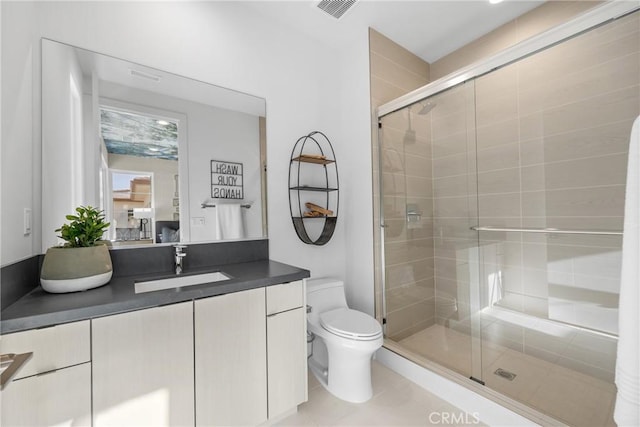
288,131 -> 339,246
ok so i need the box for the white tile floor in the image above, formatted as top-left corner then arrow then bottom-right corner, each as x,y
277,361 -> 486,426
399,325 -> 617,427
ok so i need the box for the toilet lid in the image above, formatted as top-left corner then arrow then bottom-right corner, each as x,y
320,308 -> 382,340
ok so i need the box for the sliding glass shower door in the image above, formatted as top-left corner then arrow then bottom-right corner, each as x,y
472,12 -> 637,424
378,8 -> 639,426
379,81 -> 481,381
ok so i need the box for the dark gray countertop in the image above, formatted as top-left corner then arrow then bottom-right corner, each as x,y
1,260 -> 310,335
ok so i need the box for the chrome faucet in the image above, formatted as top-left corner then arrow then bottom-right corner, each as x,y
174,245 -> 187,275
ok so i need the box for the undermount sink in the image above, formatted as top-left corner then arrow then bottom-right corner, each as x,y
134,271 -> 231,294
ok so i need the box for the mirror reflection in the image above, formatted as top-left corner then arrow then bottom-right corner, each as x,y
41,39 -> 267,250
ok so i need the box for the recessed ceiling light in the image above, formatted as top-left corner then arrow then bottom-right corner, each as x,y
490,0 -> 504,4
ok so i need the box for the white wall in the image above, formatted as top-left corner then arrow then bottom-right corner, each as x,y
82,91 -> 100,208
187,106 -> 261,242
1,1 -> 356,284
1,1 -> 2,267
1,1 -> 38,265
337,33 -> 376,315
41,39 -> 87,249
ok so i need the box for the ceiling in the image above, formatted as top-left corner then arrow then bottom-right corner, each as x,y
241,0 -> 545,63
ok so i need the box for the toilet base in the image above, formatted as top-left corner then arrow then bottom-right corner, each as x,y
308,346 -> 379,403
308,357 -> 328,387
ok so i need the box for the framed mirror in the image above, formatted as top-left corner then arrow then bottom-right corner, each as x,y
41,39 -> 267,250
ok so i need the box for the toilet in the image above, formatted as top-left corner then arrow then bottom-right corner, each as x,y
306,278 -> 383,403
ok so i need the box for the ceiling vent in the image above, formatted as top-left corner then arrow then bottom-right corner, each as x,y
316,0 -> 358,20
129,69 -> 161,82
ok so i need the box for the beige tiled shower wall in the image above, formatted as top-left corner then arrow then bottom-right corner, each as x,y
473,11 -> 640,381
371,1 -> 616,346
380,109 -> 436,340
369,28 -> 433,340
430,83 -> 478,336
429,1 -> 601,80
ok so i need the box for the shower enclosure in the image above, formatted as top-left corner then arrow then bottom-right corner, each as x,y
376,4 -> 639,426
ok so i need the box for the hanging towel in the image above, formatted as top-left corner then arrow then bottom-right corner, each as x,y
615,115 -> 640,426
215,203 -> 245,240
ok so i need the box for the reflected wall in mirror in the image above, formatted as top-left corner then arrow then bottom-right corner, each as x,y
41,39 -> 267,251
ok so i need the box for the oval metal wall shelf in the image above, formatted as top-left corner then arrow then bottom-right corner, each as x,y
288,131 -> 339,246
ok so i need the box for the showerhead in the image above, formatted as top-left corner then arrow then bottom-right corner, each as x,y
417,100 -> 436,115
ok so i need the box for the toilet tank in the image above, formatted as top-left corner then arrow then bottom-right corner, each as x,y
306,278 -> 348,320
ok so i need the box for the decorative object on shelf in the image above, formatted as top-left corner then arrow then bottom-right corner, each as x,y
304,202 -> 333,217
211,159 -> 244,199
40,206 -> 113,293
288,131 -> 339,245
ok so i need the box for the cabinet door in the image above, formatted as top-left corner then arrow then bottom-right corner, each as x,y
194,288 -> 267,426
267,307 -> 307,419
92,302 -> 194,427
1,363 -> 91,427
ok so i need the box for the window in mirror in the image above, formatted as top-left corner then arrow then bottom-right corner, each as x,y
111,171 -> 153,243
99,105 -> 181,245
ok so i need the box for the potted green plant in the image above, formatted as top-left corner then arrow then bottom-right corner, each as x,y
40,206 -> 113,293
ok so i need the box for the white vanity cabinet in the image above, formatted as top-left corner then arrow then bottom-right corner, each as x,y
266,281 -> 307,419
194,287 -> 268,426
193,283 -> 308,425
0,321 -> 91,426
1,278 -> 308,426
91,302 -> 194,427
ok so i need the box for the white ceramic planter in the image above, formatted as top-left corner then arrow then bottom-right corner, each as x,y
40,245 -> 113,293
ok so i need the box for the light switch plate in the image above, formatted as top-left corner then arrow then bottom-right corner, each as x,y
191,217 -> 205,226
23,208 -> 32,235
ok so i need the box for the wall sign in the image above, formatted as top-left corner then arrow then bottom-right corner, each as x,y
211,160 -> 244,199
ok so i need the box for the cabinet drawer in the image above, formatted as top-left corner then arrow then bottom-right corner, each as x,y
266,281 -> 304,315
1,362 -> 91,426
0,320 -> 90,379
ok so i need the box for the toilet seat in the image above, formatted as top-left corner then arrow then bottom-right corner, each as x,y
320,308 -> 382,340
